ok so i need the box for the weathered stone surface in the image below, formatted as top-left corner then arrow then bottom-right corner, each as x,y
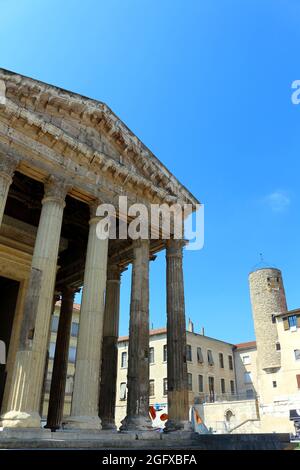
46,287 -> 76,430
99,264 -> 122,430
165,239 -> 190,431
1,178 -> 68,428
120,239 -> 152,432
63,206 -> 109,431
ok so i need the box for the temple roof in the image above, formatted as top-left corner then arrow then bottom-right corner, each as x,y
0,68 -> 199,209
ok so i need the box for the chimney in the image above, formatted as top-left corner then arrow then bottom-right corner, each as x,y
187,318 -> 194,333
201,326 -> 205,336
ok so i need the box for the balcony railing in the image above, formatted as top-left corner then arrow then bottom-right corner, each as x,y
194,392 -> 257,404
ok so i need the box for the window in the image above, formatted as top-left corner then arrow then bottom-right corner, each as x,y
208,376 -> 215,402
49,342 -> 56,359
51,316 -> 59,333
294,350 -> 300,361
188,373 -> 193,391
207,350 -> 214,366
68,346 -> 76,363
221,378 -> 226,394
219,353 -> 224,368
242,355 -> 251,365
272,381 -> 277,388
197,347 -> 204,364
163,345 -> 167,362
163,378 -> 168,395
271,314 -> 276,324
198,375 -> 203,393
149,380 -> 155,397
244,372 -> 252,384
230,380 -> 235,395
120,382 -> 127,400
288,315 -> 297,329
149,347 -> 155,364
186,345 -> 192,362
71,322 -> 79,337
228,355 -> 233,370
267,276 -> 280,291
121,351 -> 127,368
276,342 -> 281,351
246,389 -> 254,399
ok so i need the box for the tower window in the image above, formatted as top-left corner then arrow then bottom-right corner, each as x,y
267,276 -> 280,291
228,355 -> 233,370
276,342 -> 281,351
272,381 -> 277,388
271,314 -> 276,324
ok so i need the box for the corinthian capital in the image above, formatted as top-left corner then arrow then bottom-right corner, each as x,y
166,238 -> 186,258
0,154 -> 19,179
43,176 -> 72,206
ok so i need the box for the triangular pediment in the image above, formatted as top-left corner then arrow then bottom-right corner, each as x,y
0,68 -> 199,207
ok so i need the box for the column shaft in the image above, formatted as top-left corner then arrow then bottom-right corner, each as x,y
120,239 -> 151,431
64,205 -> 108,430
1,177 -> 69,428
46,287 -> 76,430
165,239 -> 190,431
99,265 -> 121,430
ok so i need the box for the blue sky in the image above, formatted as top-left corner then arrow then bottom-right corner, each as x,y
1,0 -> 299,343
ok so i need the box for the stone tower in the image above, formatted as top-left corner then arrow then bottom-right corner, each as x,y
249,267 -> 287,371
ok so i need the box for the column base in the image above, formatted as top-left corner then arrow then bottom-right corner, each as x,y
100,419 -> 117,431
164,419 -> 192,433
0,410 -> 41,429
62,415 -> 102,431
120,415 -> 153,432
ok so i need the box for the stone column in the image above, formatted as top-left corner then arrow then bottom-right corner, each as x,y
99,264 -> 122,430
165,239 -> 190,432
64,203 -> 108,430
1,177 -> 69,428
45,287 -> 76,430
0,154 -> 18,226
120,239 -> 152,431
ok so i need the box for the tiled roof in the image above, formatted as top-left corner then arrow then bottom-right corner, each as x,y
234,341 -> 256,350
118,328 -> 167,343
55,301 -> 81,311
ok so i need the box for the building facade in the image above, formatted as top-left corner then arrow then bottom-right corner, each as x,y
115,327 -> 237,428
39,267 -> 299,435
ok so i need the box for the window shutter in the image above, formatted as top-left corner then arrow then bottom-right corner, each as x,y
296,375 -> 300,389
297,315 -> 300,328
283,317 -> 289,330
